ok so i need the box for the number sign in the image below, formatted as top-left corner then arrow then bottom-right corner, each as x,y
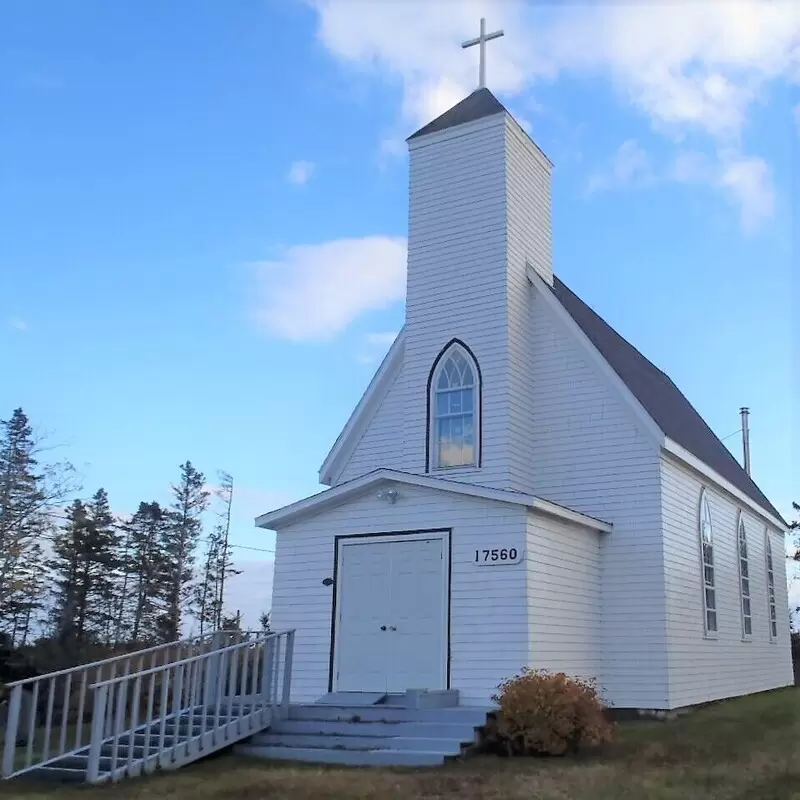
474,547 -> 523,566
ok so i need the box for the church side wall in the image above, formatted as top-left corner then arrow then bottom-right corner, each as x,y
526,512 -> 603,686
270,485 -> 529,706
528,288 -> 669,709
661,455 -> 793,707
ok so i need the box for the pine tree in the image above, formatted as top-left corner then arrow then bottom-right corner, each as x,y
49,489 -> 120,650
112,516 -> 137,645
259,611 -> 271,633
213,472 -> 239,629
84,489 -> 120,642
194,523 -> 222,636
0,409 -> 45,629
161,462 -> 209,641
50,499 -> 88,646
0,408 -> 78,641
126,502 -> 170,644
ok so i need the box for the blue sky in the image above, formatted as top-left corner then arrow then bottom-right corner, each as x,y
2,1 -> 798,623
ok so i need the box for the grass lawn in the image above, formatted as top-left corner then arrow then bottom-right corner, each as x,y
1,687 -> 798,800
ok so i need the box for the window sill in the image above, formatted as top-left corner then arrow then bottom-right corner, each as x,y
703,632 -> 718,640
741,636 -> 752,643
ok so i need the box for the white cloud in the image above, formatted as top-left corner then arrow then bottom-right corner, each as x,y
311,1 -> 800,134
586,139 -> 656,194
716,152 -> 775,233
253,236 -> 407,341
586,144 -> 774,232
8,316 -> 28,332
310,1 -> 799,227
357,331 -> 399,364
287,160 -> 315,186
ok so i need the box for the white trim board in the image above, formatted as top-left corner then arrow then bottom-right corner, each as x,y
318,330 -> 406,486
662,441 -> 788,532
254,468 -> 612,533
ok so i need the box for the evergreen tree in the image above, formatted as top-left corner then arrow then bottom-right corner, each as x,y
126,502 -> 170,643
194,523 -> 222,636
49,489 -> 120,649
259,611 -> 271,633
161,462 -> 208,641
0,409 -> 45,628
0,408 -> 78,641
112,515 -> 137,645
213,472 -> 237,629
84,489 -> 120,642
50,499 -> 88,645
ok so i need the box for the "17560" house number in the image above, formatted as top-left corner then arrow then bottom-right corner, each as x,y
474,547 -> 524,565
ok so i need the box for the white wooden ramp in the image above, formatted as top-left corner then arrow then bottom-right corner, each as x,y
1,629 -> 295,784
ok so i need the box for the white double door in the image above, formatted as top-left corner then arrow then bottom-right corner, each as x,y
334,532 -> 448,693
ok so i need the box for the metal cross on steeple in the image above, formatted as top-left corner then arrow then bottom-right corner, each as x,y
461,17 -> 504,90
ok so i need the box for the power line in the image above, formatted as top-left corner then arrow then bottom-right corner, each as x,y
197,536 -> 275,555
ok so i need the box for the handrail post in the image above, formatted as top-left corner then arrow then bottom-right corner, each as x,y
260,638 -> 273,710
87,685 -> 109,784
281,631 -> 294,719
205,630 -> 224,709
1,685 -> 22,778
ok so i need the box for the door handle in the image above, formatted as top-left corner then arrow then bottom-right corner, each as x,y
380,625 -> 387,631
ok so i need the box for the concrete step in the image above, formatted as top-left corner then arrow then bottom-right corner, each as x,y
250,732 -> 467,752
236,744 -> 450,767
288,705 -> 489,726
269,719 -> 479,740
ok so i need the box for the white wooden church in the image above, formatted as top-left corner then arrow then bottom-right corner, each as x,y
257,62 -> 792,712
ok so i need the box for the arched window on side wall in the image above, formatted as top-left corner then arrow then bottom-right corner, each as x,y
428,341 -> 480,470
737,513 -> 752,638
765,531 -> 777,641
699,489 -> 717,635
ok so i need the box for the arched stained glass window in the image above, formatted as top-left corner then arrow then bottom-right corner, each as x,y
429,343 -> 480,469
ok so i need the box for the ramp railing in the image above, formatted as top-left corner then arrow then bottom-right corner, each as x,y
85,629 -> 295,782
1,629 -> 273,781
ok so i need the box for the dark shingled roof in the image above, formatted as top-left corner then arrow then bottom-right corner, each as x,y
408,88 -> 505,140
550,276 -> 785,524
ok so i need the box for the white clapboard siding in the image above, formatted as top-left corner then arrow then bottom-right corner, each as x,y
661,455 -> 793,707
334,111 -> 557,495
505,117 -> 553,493
403,114 -> 513,489
527,288 -> 668,709
337,367 -> 406,485
270,484 -> 529,706
527,512 -> 603,687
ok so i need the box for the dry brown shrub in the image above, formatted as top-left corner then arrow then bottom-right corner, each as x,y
488,669 -> 617,757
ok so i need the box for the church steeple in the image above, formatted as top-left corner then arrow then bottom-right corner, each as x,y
398,23 -> 554,491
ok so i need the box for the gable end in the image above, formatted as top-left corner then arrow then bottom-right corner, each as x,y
319,331 -> 405,486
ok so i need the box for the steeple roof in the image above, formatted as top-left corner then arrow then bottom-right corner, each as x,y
407,88 -> 506,141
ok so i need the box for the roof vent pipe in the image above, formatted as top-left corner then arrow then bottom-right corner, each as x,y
740,407 -> 751,476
